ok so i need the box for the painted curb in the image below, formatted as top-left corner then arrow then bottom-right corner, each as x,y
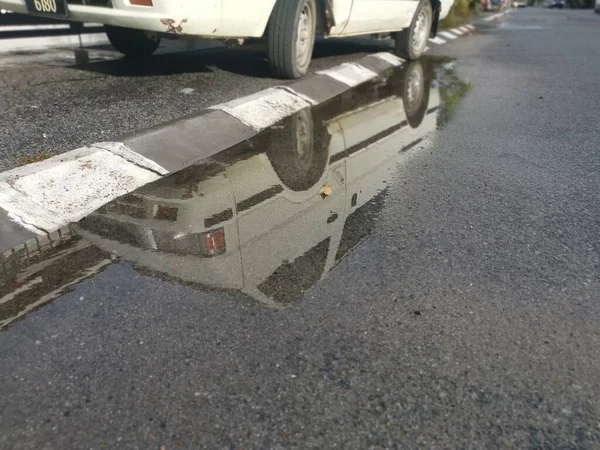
0,24 -> 477,240
483,11 -> 509,22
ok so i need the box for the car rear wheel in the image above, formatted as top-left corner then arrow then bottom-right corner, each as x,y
394,1 -> 432,61
267,0 -> 317,79
105,26 -> 161,57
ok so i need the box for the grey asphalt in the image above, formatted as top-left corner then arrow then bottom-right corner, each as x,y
0,33 -> 397,172
2,8 -> 600,450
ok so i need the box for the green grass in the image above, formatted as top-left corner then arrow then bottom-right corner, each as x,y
19,152 -> 54,166
440,0 -> 480,29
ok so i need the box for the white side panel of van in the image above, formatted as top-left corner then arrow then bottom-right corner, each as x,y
341,0 -> 415,35
328,0 -> 355,35
219,0 -> 277,37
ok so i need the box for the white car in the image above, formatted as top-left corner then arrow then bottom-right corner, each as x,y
0,0 -> 454,78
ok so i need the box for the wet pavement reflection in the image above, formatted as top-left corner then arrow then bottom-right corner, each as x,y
1,57 -> 465,328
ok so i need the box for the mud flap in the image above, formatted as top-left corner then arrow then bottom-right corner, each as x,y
430,0 -> 441,37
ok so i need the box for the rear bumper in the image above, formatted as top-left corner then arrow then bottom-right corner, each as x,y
0,0 -> 222,36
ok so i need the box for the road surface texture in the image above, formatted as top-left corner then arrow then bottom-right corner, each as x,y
2,8 -> 600,450
0,32 -> 402,172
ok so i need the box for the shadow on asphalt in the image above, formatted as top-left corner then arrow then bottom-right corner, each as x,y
66,37 -> 394,79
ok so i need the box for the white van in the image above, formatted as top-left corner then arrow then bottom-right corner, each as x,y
0,0 -> 454,78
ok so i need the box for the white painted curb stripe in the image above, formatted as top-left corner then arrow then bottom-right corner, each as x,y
92,142 -> 170,175
438,31 -> 458,40
210,88 -> 313,131
450,28 -> 464,35
316,62 -> 378,87
373,52 -> 404,67
484,12 -> 505,21
0,32 -> 107,53
429,36 -> 446,45
459,26 -> 470,33
0,146 -> 163,233
276,86 -> 319,106
466,24 -> 476,30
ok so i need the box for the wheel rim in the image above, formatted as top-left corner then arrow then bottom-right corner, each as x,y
403,63 -> 426,126
406,66 -> 424,112
294,111 -> 313,172
296,2 -> 314,69
412,9 -> 429,53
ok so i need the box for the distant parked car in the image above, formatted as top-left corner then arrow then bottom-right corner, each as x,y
595,0 -> 600,13
546,0 -> 564,8
487,0 -> 504,10
513,0 -> 527,6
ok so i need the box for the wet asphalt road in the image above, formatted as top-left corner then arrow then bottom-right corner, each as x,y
2,8 -> 600,450
0,31 -> 395,172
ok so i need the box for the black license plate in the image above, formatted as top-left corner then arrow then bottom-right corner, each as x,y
24,0 -> 69,18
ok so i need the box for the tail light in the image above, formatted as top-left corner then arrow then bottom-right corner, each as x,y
204,228 -> 226,257
154,205 -> 178,221
130,0 -> 153,6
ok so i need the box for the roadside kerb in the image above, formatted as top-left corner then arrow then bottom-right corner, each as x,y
0,25 -> 478,240
483,11 -> 509,22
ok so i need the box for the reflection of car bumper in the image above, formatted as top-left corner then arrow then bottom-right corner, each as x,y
0,0 -> 221,36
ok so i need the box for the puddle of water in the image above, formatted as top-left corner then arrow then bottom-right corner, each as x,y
1,57 -> 472,328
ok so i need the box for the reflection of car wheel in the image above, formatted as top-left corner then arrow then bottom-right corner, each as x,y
105,26 -> 161,57
394,1 -> 432,61
403,61 -> 430,128
267,0 -> 316,79
267,108 -> 329,191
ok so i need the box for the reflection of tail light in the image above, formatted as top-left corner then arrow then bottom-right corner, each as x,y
152,228 -> 226,257
154,205 -> 178,222
205,228 -> 226,257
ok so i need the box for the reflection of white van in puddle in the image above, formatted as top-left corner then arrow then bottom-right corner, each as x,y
79,61 -> 440,305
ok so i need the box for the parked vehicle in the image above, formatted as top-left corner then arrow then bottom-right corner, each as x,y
546,0 -> 565,8
485,0 -> 505,11
0,0 -> 455,78
595,0 -> 600,13
513,0 -> 527,7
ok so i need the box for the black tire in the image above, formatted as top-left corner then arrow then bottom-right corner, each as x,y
105,26 -> 161,57
394,1 -> 433,61
402,61 -> 431,129
267,0 -> 317,79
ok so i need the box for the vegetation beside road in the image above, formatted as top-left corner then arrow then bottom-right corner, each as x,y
440,0 -> 481,28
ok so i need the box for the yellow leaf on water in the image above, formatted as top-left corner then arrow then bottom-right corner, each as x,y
319,180 -> 332,198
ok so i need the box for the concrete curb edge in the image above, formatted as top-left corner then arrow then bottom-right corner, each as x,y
0,24 -> 478,241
